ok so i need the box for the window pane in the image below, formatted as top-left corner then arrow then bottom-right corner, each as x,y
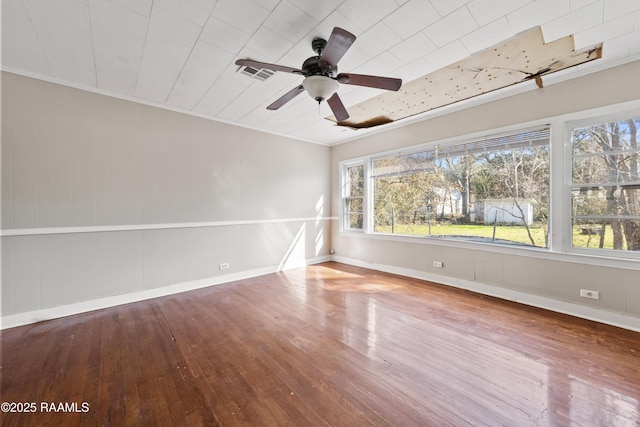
345,165 -> 364,197
345,194 -> 364,230
571,186 -> 640,250
573,120 -> 640,156
572,218 -> 640,250
347,213 -> 363,229
348,165 -> 364,181
572,153 -> 640,185
345,197 -> 363,214
571,117 -> 640,253
571,187 -> 640,217
350,180 -> 364,197
372,132 -> 550,248
572,187 -> 609,217
343,164 -> 364,230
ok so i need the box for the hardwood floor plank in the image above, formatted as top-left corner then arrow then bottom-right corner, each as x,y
1,262 -> 639,426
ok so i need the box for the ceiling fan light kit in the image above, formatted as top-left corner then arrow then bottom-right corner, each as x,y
302,75 -> 339,103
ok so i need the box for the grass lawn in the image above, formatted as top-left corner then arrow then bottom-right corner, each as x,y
374,222 -> 618,249
375,223 -> 548,246
571,225 -> 616,249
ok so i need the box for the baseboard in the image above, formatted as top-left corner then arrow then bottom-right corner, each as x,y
0,256 -> 332,330
331,255 -> 640,333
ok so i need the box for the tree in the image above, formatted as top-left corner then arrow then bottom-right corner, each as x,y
444,155 -> 475,219
622,119 -> 640,249
469,146 -> 550,245
371,135 -> 551,247
573,117 -> 640,250
373,171 -> 437,231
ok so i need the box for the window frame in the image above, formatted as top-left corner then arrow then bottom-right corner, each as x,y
339,103 -> 640,265
565,110 -> 640,260
341,160 -> 366,232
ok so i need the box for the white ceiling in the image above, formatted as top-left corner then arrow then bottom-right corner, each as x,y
2,0 -> 640,145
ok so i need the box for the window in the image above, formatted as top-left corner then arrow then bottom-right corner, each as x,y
571,116 -> 640,254
340,106 -> 640,262
370,128 -> 551,247
343,163 -> 364,230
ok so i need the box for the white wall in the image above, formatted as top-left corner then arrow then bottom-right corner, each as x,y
331,60 -> 640,329
1,72 -> 332,326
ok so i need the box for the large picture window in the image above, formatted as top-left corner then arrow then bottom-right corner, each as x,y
340,107 -> 640,261
371,129 -> 551,247
571,116 -> 640,253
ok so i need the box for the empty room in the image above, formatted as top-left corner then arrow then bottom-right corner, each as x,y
1,0 -> 640,425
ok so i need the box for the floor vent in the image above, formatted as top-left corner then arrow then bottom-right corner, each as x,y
238,65 -> 275,81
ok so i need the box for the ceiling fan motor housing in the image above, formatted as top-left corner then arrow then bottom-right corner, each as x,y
302,37 -> 337,77
302,56 -> 336,77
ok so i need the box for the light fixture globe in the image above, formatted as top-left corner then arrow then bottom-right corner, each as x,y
302,75 -> 338,103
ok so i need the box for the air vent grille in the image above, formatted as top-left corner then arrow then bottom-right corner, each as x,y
238,66 -> 275,81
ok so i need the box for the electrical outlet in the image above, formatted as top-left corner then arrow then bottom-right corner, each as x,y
219,263 -> 229,270
580,289 -> 600,300
433,261 -> 443,268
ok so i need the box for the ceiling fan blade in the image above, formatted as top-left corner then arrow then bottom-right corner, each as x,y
267,85 -> 305,110
336,73 -> 402,91
235,59 -> 302,74
327,93 -> 349,122
318,27 -> 356,68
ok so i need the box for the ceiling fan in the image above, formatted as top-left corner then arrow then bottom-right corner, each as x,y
235,27 -> 402,122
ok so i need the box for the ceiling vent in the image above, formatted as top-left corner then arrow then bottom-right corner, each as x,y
238,65 -> 275,81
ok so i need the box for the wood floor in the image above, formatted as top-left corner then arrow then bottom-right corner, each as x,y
1,262 -> 639,426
